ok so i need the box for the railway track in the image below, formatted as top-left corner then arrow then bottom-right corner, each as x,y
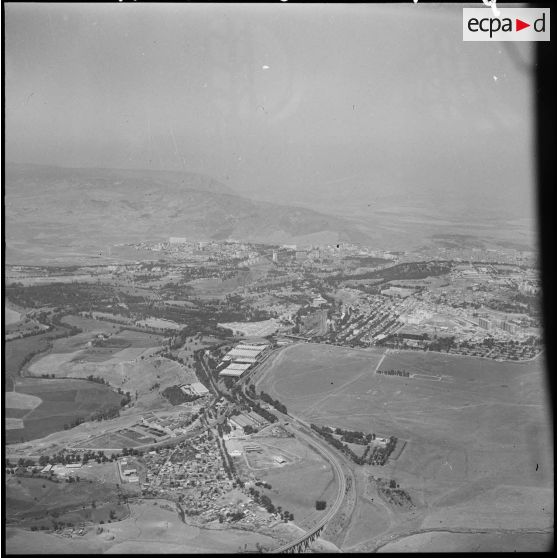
269,419 -> 347,553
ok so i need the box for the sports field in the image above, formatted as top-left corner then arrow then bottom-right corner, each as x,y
257,344 -> 553,551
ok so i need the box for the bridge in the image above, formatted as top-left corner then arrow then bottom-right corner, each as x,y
269,425 -> 347,553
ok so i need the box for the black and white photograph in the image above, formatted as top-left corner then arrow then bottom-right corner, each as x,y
3,2 -> 554,554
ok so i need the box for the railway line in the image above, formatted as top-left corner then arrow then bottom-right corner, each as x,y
268,415 -> 348,553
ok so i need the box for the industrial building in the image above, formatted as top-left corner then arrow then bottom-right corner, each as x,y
219,362 -> 251,378
180,381 -> 210,397
218,342 -> 269,379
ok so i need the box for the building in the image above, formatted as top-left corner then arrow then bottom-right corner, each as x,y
181,382 -> 210,397
503,321 -> 518,334
219,362 -> 251,378
478,317 -> 491,330
380,287 -> 414,298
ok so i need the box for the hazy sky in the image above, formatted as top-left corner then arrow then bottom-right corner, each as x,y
6,3 -> 536,217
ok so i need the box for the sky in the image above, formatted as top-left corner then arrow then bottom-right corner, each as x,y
5,3 -> 536,219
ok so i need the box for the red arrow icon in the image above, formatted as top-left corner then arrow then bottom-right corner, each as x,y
516,18 -> 530,31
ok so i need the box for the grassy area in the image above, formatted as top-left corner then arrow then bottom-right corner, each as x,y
258,343 -> 384,402
233,435 -> 338,531
5,333 -> 56,391
6,475 -> 127,530
258,345 -> 553,548
6,379 -> 123,444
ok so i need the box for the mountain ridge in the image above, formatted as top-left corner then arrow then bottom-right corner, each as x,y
5,163 -> 371,262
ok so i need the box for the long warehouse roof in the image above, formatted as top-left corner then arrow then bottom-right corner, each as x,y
219,368 -> 248,377
224,362 -> 251,371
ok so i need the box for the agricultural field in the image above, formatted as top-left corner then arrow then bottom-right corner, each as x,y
135,317 -> 181,330
6,498 -> 280,554
4,331 -> 61,390
257,344 -> 553,551
26,354 -> 195,406
5,474 -> 127,531
5,379 -> 123,445
5,306 -> 22,324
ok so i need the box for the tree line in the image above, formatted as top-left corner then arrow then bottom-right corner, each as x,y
376,369 -> 410,377
310,424 -> 398,466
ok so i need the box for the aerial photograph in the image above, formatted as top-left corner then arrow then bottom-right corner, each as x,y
4,2 -> 553,554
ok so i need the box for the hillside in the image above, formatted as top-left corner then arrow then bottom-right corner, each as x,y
5,163 -> 371,263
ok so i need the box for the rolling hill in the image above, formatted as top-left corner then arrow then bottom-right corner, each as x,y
5,163 -> 371,263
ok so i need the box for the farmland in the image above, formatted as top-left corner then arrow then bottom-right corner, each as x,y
5,471 -> 127,531
26,353 -> 195,410
6,498 -> 280,554
4,328 -> 68,390
5,306 -> 22,324
5,379 -> 123,444
256,344 -> 553,551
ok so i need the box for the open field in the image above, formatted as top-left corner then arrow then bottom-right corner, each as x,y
6,391 -> 43,410
135,317 -> 181,330
376,530 -> 554,552
257,344 -> 554,550
256,343 -> 385,413
4,330 -> 64,390
26,352 -> 191,395
219,319 -> 279,337
6,474 -> 127,531
114,328 -> 167,346
6,379 -> 123,445
62,314 -> 120,334
71,346 -> 155,365
6,497 -> 281,554
6,418 -> 25,430
28,351 -> 84,375
78,429 -> 160,450
234,435 -> 338,532
5,306 -> 22,324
